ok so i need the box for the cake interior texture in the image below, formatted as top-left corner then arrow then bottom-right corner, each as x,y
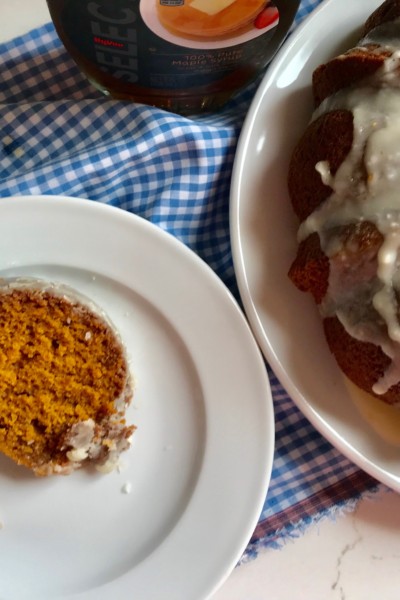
0,279 -> 135,476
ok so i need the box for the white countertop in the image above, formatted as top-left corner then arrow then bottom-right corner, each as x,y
1,1 -> 400,598
214,487 -> 400,600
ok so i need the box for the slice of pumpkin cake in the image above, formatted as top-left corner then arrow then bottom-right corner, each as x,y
0,278 -> 135,476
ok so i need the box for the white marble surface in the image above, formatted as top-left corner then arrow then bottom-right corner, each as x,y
1,1 -> 400,598
214,487 -> 400,600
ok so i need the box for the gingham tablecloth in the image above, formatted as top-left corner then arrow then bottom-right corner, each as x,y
0,0 -> 381,560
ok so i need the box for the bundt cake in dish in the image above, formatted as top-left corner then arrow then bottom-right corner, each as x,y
288,0 -> 400,406
0,278 -> 135,476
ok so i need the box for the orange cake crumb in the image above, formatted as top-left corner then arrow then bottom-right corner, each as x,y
0,279 -> 135,476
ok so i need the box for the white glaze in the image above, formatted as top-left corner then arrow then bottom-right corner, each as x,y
299,42 -> 400,395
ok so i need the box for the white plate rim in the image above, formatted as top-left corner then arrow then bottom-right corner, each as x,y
0,194 -> 274,600
229,0 -> 400,491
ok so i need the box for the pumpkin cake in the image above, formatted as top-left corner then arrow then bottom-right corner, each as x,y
288,0 -> 400,405
0,278 -> 135,476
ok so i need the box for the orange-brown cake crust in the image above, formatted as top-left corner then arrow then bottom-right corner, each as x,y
288,110 -> 354,222
312,0 -> 400,109
323,317 -> 400,405
312,47 -> 390,108
363,0 -> 400,36
289,223 -> 384,306
288,232 -> 329,305
0,280 -> 135,475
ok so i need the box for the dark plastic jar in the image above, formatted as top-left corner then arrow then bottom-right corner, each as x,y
46,0 -> 300,114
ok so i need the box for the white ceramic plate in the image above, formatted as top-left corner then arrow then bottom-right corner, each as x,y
0,195 -> 274,600
230,0 -> 400,492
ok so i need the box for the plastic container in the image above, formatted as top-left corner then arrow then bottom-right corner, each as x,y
46,0 -> 300,114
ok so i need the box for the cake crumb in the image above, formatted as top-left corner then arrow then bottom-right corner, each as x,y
117,460 -> 129,473
121,481 -> 132,494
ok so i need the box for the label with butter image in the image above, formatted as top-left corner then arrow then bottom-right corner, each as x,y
141,0 -> 279,49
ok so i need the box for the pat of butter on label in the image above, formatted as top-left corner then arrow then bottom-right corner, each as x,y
189,0 -> 236,16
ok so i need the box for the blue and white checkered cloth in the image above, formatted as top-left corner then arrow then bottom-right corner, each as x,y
0,0 -> 380,560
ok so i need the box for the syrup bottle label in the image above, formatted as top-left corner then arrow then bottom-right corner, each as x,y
60,0 -> 280,90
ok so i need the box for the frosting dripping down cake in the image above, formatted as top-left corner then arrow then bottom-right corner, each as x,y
288,0 -> 400,406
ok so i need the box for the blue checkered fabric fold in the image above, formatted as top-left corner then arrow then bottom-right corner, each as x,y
0,0 -> 380,558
